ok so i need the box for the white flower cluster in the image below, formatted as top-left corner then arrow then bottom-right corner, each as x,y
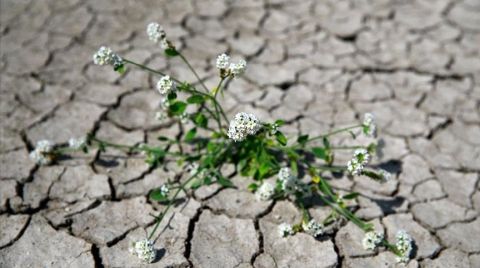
347,149 -> 371,176
363,113 -> 377,138
156,75 -> 175,95
302,219 -> 324,237
160,184 -> 169,196
29,140 -> 54,165
395,230 -> 413,263
362,231 -> 384,251
256,182 -> 275,201
278,223 -> 294,237
68,137 -> 86,150
216,53 -> 230,69
227,112 -> 261,142
146,22 -> 169,49
129,239 -> 156,263
278,167 -> 311,197
93,46 -> 123,68
215,53 -> 247,77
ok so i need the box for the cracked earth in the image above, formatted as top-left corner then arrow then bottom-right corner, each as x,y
1,0 -> 480,267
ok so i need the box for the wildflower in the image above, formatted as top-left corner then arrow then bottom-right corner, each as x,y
278,167 -> 298,194
93,46 -> 123,68
363,113 -> 377,138
378,169 -> 392,183
302,219 -> 324,237
68,137 -> 86,150
278,223 -> 294,237
256,182 -> 275,201
227,112 -> 261,142
229,59 -> 247,77
156,75 -> 175,95
362,231 -> 384,251
129,239 -> 156,263
216,53 -> 230,70
347,149 -> 371,176
395,230 -> 413,263
29,140 -> 55,165
146,22 -> 166,43
160,184 -> 169,196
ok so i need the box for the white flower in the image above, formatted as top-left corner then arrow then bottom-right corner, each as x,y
146,22 -> 166,43
29,140 -> 55,165
362,231 -> 384,251
229,59 -> 247,77
395,230 -> 413,263
278,223 -> 294,237
363,113 -> 377,137
216,53 -> 230,70
256,182 -> 275,201
354,149 -> 370,165
347,149 -> 371,176
156,75 -> 175,95
129,239 -> 156,263
378,169 -> 391,183
347,159 -> 362,176
302,220 -> 324,237
68,137 -> 86,150
227,112 -> 261,142
278,167 -> 297,194
93,46 -> 123,68
160,184 -> 169,196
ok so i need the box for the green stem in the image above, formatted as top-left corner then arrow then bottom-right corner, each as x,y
212,78 -> 226,130
148,172 -> 199,240
316,192 -> 372,232
331,145 -> 365,150
301,125 -> 362,146
178,53 -> 209,93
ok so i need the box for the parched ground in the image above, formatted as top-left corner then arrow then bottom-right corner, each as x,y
1,0 -> 480,267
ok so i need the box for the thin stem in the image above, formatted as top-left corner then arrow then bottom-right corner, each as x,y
148,172 -> 199,240
212,78 -> 226,130
178,53 -> 209,93
316,192 -> 372,232
301,124 -> 363,146
331,145 -> 365,150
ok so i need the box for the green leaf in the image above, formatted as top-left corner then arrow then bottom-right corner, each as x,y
185,128 -> 197,142
164,48 -> 179,57
157,136 -> 169,141
349,130 -> 356,139
247,183 -> 258,192
149,189 -> 168,202
297,134 -> 309,145
194,113 -> 208,128
177,82 -> 191,91
169,101 -> 187,115
274,119 -> 285,126
114,64 -> 126,74
187,95 -> 205,104
217,176 -> 235,188
167,92 -> 177,101
275,131 -> 287,146
312,147 -> 326,159
188,178 -> 203,189
323,137 -> 330,149
342,192 -> 360,200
